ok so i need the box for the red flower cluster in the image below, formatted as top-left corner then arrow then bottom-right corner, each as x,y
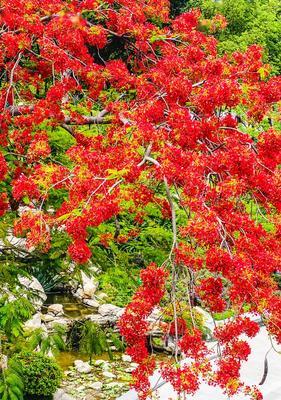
68,240 -> 92,264
161,363 -> 200,394
0,193 -> 8,217
14,211 -> 51,252
118,263 -> 167,398
179,327 -> 208,359
0,152 -> 7,181
197,277 -> 226,313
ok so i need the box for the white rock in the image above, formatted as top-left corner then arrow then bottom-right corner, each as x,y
0,355 -> 8,370
102,371 -> 116,379
42,314 -> 55,322
147,307 -> 161,322
81,271 -> 99,299
53,389 -> 75,400
88,314 -> 110,326
122,355 -> 132,363
74,360 -> 92,374
125,367 -> 136,373
94,359 -> 106,366
88,382 -> 103,391
101,362 -> 110,370
24,313 -> 42,330
46,317 -> 69,329
106,382 -> 123,389
82,299 -> 100,308
48,304 -> 64,316
98,304 -> 124,321
97,292 -> 108,301
19,276 -> 47,307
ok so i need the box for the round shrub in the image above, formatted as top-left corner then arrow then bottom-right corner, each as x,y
12,352 -> 62,398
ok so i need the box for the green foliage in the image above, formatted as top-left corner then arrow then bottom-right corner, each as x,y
171,0 -> 281,74
79,321 -> 110,363
25,324 -> 66,356
163,301 -> 205,331
213,309 -> 235,321
0,358 -> 24,400
0,297 -> 34,341
12,352 -> 62,398
99,266 -> 139,307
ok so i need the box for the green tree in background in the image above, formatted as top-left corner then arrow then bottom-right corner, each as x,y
171,0 -> 281,73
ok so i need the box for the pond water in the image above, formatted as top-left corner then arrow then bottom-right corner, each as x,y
42,292 -> 112,371
43,292 -> 95,318
56,350 -> 121,370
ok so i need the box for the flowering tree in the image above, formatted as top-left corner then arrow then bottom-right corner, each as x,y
0,0 -> 281,399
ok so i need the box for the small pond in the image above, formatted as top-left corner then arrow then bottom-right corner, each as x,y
56,350 -> 119,370
43,292 -> 95,318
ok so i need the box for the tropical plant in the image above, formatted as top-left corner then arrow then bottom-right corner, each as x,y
79,321 -> 111,363
12,352 -> 62,398
0,358 -> 24,400
24,324 -> 66,356
0,297 -> 34,342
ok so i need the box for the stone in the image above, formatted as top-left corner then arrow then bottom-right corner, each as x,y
101,361 -> 110,370
53,389 -> 75,400
48,303 -> 64,316
88,382 -> 103,391
97,292 -> 108,301
98,304 -> 124,323
147,307 -> 161,322
121,355 -> 132,363
81,271 -> 99,299
0,355 -> 8,370
24,312 -> 42,330
74,360 -> 93,374
46,317 -> 69,330
106,382 -> 124,389
82,299 -> 100,308
88,314 -> 111,326
124,367 -> 136,373
102,371 -> 116,379
19,275 -> 47,308
42,314 -> 55,322
94,359 -> 106,366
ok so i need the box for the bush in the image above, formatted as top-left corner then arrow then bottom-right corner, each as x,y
12,352 -> 62,398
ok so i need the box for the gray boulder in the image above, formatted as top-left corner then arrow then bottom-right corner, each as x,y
48,303 -> 64,316
74,360 -> 92,374
19,275 -> 47,308
53,389 -> 75,400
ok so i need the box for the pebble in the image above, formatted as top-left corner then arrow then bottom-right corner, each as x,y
121,355 -> 132,363
102,371 -> 116,379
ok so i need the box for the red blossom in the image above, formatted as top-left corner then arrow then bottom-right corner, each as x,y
68,240 -> 92,264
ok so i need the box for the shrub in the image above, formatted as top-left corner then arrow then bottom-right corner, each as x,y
12,352 -> 62,398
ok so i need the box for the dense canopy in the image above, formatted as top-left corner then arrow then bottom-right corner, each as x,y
0,1 -> 281,399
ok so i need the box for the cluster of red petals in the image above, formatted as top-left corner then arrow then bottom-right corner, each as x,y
214,317 -> 260,344
0,152 -> 7,181
161,362 -> 200,395
178,327 -> 208,359
14,211 -> 51,252
68,240 -> 92,264
0,193 -> 8,217
118,263 -> 168,398
12,175 -> 40,201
